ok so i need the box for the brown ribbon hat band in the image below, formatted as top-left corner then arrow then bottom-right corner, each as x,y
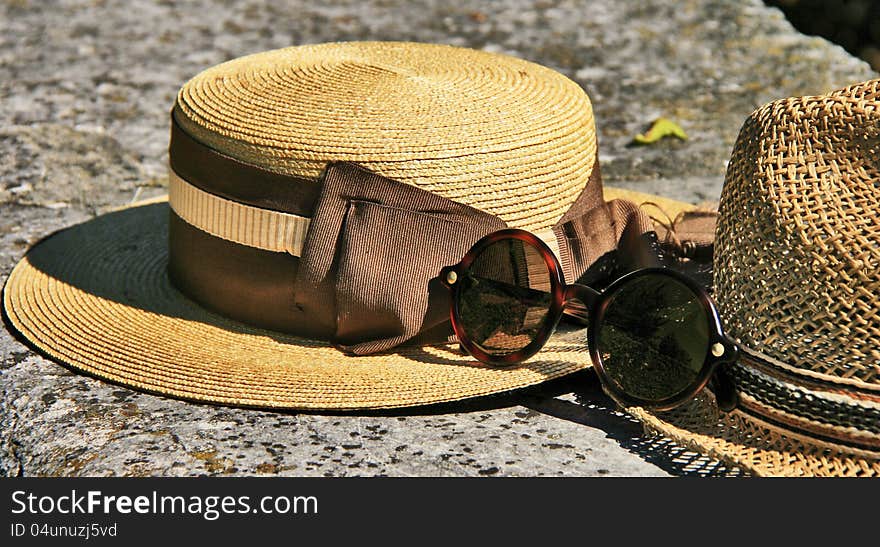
167,110 -> 654,355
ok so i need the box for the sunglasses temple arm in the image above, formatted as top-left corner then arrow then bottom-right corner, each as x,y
709,364 -> 739,412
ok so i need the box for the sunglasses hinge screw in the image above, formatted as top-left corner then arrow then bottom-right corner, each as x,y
711,342 -> 725,357
446,270 -> 458,285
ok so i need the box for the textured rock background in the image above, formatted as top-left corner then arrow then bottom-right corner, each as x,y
0,0 -> 875,476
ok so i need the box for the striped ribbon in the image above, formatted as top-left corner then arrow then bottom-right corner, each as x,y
168,167 -> 561,261
168,168 -> 312,257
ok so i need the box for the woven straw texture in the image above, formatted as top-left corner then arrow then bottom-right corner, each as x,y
2,186 -> 673,410
716,78 -> 880,387
174,41 -> 597,233
631,394 -> 880,477
632,79 -> 880,476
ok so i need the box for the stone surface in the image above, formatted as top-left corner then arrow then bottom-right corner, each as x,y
0,0 -> 875,477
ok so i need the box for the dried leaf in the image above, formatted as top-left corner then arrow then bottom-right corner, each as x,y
631,118 -> 688,145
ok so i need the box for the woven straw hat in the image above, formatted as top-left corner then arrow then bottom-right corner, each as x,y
631,79 -> 880,476
2,41 -> 689,410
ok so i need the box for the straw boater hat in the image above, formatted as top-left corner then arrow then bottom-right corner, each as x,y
631,79 -> 880,476
2,41 -> 681,410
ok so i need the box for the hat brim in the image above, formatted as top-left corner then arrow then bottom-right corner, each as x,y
628,390 -> 880,477
5,186 -> 690,411
4,200 -> 590,410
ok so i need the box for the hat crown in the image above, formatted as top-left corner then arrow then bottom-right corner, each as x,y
716,78 -> 880,389
174,41 -> 597,232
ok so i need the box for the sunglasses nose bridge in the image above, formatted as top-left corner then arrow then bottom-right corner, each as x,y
564,283 -> 600,309
560,284 -> 600,325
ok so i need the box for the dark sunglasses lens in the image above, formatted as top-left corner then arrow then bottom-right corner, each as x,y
458,238 -> 554,357
596,273 -> 709,403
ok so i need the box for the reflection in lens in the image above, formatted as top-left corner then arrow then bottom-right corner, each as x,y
596,274 -> 709,402
458,238 -> 553,357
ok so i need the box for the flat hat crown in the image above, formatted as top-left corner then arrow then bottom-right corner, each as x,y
174,41 -> 598,233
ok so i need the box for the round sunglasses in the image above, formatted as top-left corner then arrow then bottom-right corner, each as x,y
440,229 -> 740,411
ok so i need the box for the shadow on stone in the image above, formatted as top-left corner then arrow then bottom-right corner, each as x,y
519,371 -> 748,476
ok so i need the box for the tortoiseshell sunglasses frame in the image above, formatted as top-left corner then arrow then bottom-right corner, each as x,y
440,228 -> 739,411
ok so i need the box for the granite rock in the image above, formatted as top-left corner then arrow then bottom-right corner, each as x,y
0,0 -> 875,476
